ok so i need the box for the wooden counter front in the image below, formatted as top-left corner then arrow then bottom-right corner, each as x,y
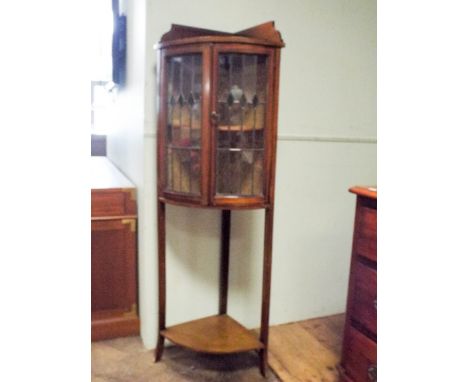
91,157 -> 139,341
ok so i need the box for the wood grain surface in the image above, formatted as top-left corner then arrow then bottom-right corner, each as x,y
162,315 -> 264,354
268,314 -> 345,382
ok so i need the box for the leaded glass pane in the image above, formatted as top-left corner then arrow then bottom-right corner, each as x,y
216,53 -> 268,196
165,54 -> 202,195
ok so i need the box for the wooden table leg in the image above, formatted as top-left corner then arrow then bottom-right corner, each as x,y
259,206 -> 274,376
155,200 -> 166,362
219,210 -> 231,315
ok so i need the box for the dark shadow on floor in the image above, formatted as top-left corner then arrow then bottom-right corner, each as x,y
92,337 -> 279,382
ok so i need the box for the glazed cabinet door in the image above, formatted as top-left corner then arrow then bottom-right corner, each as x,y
211,45 -> 276,207
158,45 -> 211,205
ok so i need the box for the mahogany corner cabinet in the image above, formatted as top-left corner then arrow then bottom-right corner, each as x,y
154,22 -> 284,376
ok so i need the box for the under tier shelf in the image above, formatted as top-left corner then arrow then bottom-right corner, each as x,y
161,314 -> 264,354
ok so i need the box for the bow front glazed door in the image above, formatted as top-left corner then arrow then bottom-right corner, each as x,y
211,45 -> 275,208
158,45 -> 211,205
158,43 -> 277,209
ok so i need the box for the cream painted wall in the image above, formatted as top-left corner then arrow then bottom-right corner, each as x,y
108,0 -> 376,349
105,0 -> 158,344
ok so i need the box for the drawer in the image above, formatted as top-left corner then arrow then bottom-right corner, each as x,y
342,326 -> 377,382
351,261 -> 377,335
354,205 -> 376,262
92,188 -> 136,217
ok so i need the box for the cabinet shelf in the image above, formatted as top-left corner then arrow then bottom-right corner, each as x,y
218,124 -> 263,132
161,314 -> 264,354
169,123 -> 262,132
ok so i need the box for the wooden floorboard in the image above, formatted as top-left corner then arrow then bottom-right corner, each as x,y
268,314 -> 345,382
325,314 -> 346,334
299,314 -> 345,355
92,314 -> 346,382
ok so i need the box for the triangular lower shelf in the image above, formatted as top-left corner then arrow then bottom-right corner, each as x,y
161,314 -> 264,354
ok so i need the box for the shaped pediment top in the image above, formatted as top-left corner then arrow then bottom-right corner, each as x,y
159,21 -> 284,48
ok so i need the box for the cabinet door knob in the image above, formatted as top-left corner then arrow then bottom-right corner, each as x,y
210,111 -> 220,124
368,364 -> 377,381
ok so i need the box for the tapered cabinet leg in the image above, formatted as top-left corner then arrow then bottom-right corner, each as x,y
259,207 -> 274,376
259,348 -> 267,377
219,210 -> 231,315
155,200 -> 166,362
154,334 -> 165,362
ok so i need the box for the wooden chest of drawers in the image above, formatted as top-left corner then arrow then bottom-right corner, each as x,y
341,186 -> 377,382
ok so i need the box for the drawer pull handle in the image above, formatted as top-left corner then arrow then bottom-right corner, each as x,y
373,299 -> 377,310
368,364 -> 377,381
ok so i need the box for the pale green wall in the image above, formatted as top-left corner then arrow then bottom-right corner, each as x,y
108,0 -> 376,349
